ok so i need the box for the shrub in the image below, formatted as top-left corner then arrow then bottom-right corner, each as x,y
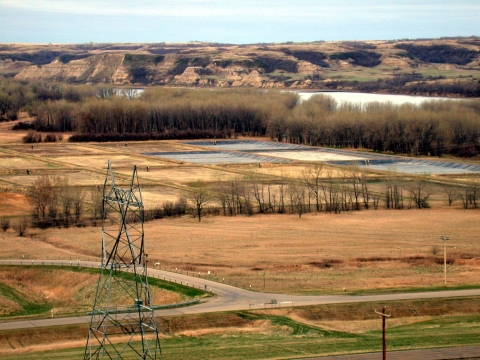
23,131 -> 42,143
282,49 -> 330,67
169,57 -> 191,75
154,55 -> 165,65
13,218 -> 28,237
254,56 -> 298,73
214,59 -> 233,68
44,133 -> 61,142
309,259 -> 343,268
129,66 -> 152,83
0,217 -> 10,232
329,51 -> 382,67
58,53 -> 75,64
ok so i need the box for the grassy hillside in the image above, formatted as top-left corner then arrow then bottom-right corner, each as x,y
0,266 -> 204,319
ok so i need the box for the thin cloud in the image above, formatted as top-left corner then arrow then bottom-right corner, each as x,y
3,0 -> 477,18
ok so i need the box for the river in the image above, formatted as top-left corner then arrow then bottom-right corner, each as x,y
296,91 -> 460,106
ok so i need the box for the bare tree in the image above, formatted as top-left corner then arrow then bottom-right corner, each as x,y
459,179 -> 478,209
301,164 -> 323,213
90,186 -> 103,227
58,177 -> 74,227
288,181 -> 307,218
13,218 -> 28,237
373,193 -> 382,210
251,173 -> 276,214
320,169 -> 340,213
186,180 -> 212,222
385,171 -> 403,210
71,186 -> 86,225
459,186 -> 470,209
442,185 -> 457,206
409,180 -> 430,209
361,174 -> 371,209
27,175 -> 59,228
215,177 -> 248,216
276,174 -> 288,214
469,177 -> 478,209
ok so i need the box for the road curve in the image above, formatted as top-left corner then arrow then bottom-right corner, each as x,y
1,259 -> 480,331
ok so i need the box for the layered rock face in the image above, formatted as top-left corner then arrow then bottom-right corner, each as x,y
15,54 -> 128,84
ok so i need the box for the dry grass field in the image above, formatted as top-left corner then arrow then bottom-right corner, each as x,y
0,123 -> 479,296
1,208 -> 479,294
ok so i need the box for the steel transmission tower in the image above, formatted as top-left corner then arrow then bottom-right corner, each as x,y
85,161 -> 162,359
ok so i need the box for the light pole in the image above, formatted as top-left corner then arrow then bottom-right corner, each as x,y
440,236 -> 451,286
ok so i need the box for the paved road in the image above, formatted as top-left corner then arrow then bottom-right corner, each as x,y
1,259 -> 480,332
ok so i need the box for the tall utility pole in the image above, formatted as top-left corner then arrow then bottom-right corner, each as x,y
375,307 -> 391,360
440,236 -> 451,287
84,161 -> 161,359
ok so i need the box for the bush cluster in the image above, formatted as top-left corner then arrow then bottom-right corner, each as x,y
329,51 -> 382,67
23,131 -> 63,143
282,49 -> 330,67
395,44 -> 478,65
144,198 -> 187,221
254,56 -> 298,73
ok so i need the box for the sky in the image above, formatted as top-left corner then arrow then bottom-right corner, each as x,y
1,0 -> 479,44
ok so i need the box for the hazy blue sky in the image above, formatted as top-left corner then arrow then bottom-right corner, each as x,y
1,0 -> 479,44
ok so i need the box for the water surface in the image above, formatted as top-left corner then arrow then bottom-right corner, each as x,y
297,91 -> 460,106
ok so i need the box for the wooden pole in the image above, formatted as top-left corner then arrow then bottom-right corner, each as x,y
440,236 -> 451,287
444,239 -> 447,286
374,307 -> 391,360
382,306 -> 386,360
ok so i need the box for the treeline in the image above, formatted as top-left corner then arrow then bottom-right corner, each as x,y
184,164 -> 480,221
26,88 -> 480,156
19,174 -> 191,230
26,175 -> 90,229
0,79 -> 121,121
281,97 -> 480,156
2,80 -> 480,157
69,130 -> 227,142
16,166 -> 479,232
23,87 -> 287,136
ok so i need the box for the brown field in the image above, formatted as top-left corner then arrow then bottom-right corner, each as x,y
1,208 -> 479,294
0,122 -> 479,295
